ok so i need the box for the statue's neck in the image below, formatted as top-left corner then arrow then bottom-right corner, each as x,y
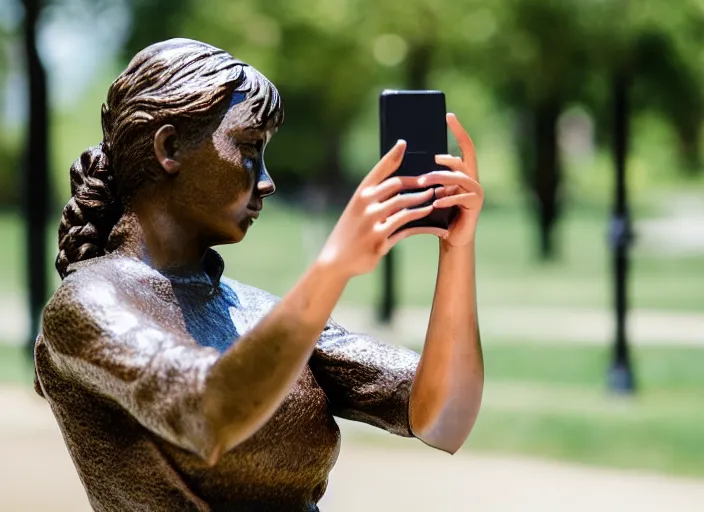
107,208 -> 208,274
106,209 -> 143,260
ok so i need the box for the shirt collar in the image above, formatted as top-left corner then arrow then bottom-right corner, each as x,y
161,248 -> 225,292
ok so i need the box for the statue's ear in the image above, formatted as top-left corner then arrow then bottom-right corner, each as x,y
153,125 -> 181,175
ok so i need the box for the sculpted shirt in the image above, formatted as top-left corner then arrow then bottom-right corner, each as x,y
34,250 -> 420,511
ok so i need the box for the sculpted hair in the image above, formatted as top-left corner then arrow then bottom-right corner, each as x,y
56,38 -> 284,279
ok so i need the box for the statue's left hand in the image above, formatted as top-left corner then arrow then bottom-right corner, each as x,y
416,113 -> 484,248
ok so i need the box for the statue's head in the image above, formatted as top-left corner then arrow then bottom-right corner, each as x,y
57,38 -> 284,278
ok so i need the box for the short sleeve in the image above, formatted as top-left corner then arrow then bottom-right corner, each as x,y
38,275 -> 222,458
309,318 -> 420,437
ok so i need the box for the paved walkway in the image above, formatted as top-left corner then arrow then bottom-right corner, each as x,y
1,293 -> 703,347
322,435 -> 704,512
636,193 -> 704,255
331,306 -> 704,346
1,386 -> 703,512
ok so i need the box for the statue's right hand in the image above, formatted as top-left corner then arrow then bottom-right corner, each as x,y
317,140 -> 446,279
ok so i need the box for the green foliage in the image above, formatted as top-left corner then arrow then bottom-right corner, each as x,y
461,0 -> 594,107
177,0 -> 379,184
0,6 -> 21,207
0,128 -> 21,206
582,0 -> 704,169
3,0 -> 704,212
123,0 -> 194,58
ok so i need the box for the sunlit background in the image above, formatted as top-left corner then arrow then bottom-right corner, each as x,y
1,0 -> 704,510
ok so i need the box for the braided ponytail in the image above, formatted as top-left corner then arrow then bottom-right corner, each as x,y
56,144 -> 122,279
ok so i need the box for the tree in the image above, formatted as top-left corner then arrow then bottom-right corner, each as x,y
576,0 -> 702,170
446,0 -> 704,259
180,0 -> 381,204
587,0 -> 704,392
0,4 -> 23,207
21,0 -> 50,359
459,0 -> 594,260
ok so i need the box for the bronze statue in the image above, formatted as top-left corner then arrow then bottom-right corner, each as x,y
33,38 -> 485,511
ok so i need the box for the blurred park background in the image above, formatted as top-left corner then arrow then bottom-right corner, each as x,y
1,0 -> 704,510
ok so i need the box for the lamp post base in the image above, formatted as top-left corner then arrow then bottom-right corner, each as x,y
607,361 -> 635,394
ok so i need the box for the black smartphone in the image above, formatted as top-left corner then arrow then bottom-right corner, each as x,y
379,89 -> 459,231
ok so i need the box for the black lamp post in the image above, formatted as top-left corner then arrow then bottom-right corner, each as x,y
607,68 -> 636,393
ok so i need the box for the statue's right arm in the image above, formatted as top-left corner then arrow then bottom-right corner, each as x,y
41,260 -> 350,466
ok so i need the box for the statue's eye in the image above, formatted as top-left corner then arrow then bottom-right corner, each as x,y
241,138 -> 265,170
243,156 -> 257,171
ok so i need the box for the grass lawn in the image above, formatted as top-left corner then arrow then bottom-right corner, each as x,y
5,340 -> 703,478
2,200 -> 702,311
355,343 -> 704,478
2,190 -> 702,477
464,344 -> 704,478
0,344 -> 33,386
218,201 -> 704,311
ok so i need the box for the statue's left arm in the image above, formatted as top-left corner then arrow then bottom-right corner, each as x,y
408,241 -> 483,453
311,114 -> 484,454
311,241 -> 482,454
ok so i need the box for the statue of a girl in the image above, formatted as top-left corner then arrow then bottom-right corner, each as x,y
34,38 -> 484,511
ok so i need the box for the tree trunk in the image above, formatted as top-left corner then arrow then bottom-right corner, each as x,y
407,44 -> 431,90
676,122 -> 702,175
533,99 -> 561,260
379,42 -> 432,324
22,0 -> 50,361
319,129 -> 346,207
